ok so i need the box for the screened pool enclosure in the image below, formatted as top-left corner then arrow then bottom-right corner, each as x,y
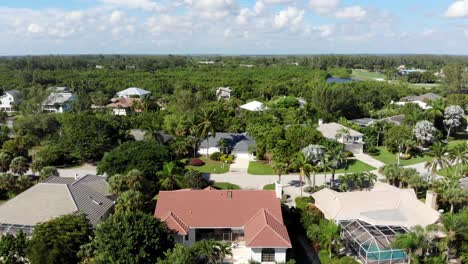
339,220 -> 408,264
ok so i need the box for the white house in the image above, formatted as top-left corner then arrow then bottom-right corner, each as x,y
155,185 -> 291,263
239,101 -> 266,112
216,87 -> 232,100
198,132 -> 255,159
0,90 -> 20,112
317,120 -> 364,153
116,87 -> 150,98
42,87 -> 74,113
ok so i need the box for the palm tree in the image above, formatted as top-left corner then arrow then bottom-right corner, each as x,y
198,110 -> 218,157
309,163 -> 321,188
392,225 -> 427,264
399,168 -> 418,188
293,153 -> 312,197
449,143 -> 468,178
407,173 -> 426,195
272,161 -> 289,183
441,187 -> 467,213
194,240 -> 219,263
361,171 -> 377,190
379,164 -> 400,186
438,211 -> 466,262
307,220 -> 341,258
216,241 -> 232,263
115,190 -> 145,214
425,142 -> 449,176
320,157 -> 333,186
335,127 -> 350,147
157,162 -> 184,190
372,121 -> 386,147
326,146 -> 347,188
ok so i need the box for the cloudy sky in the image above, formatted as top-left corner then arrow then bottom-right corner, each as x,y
0,0 -> 467,55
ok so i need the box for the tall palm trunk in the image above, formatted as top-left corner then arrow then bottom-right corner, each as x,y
313,172 -> 316,188
300,174 -> 303,197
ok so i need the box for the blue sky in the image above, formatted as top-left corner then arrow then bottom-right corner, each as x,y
0,0 -> 467,55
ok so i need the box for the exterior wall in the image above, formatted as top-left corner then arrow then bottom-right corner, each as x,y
250,248 -> 287,263
344,142 -> 364,154
112,108 -> 129,116
0,94 -> 16,112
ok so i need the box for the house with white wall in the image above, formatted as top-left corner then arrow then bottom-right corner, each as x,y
154,185 -> 291,263
317,120 -> 364,153
0,90 -> 20,112
198,132 -> 255,159
42,87 -> 75,113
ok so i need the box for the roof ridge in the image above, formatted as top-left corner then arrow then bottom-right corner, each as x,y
162,211 -> 189,233
243,208 -> 267,227
65,184 -> 79,212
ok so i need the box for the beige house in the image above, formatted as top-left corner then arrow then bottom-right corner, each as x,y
317,121 -> 364,153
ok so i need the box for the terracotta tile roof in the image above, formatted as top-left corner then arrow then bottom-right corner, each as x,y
244,209 -> 291,248
106,98 -> 141,109
154,189 -> 291,248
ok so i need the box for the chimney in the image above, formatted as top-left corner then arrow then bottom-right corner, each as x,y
274,181 -> 282,199
74,173 -> 79,180
227,191 -> 233,199
425,190 -> 438,210
318,118 -> 323,126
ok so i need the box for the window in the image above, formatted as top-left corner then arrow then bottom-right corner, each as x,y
261,248 -> 275,262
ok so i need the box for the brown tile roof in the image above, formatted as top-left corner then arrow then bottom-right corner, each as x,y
154,189 -> 291,248
106,98 -> 141,109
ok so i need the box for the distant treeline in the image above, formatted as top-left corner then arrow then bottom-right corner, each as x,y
0,54 -> 467,71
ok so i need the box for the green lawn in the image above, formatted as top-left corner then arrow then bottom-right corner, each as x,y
333,159 -> 376,173
186,157 -> 229,174
263,183 -> 275,190
351,69 -> 385,80
248,161 -> 276,175
212,182 -> 241,190
371,147 -> 431,166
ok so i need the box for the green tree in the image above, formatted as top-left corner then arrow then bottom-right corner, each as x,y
39,166 -> 59,180
156,244 -> 198,264
98,140 -> 170,178
27,214 -> 92,264
392,225 -> 428,264
425,142 -> 449,175
293,153 -> 312,197
157,162 -> 184,190
0,231 -> 28,264
0,152 -> 12,172
307,220 -> 340,258
115,190 -> 146,214
449,143 -> 468,178
383,125 -> 413,153
108,169 -> 148,196
83,212 -> 173,264
378,164 -> 400,186
198,110 -> 218,156
10,156 -> 29,176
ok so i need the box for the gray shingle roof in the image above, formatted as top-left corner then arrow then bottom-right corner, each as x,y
199,132 -> 255,153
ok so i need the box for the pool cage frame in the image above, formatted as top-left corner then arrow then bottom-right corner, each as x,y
338,219 -> 409,264
0,223 -> 34,236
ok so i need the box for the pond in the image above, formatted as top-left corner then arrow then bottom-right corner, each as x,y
326,77 -> 359,84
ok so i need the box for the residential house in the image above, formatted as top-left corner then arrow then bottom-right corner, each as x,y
313,182 -> 440,264
317,120 -> 364,153
0,90 -> 21,112
216,87 -> 232,100
351,115 -> 405,127
42,87 -> 74,113
116,87 -> 150,98
0,175 -> 115,235
199,132 -> 255,158
129,129 -> 175,144
239,101 -> 266,112
106,97 -> 142,116
154,185 -> 291,263
402,92 -> 442,102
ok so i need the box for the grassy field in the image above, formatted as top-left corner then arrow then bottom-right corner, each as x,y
186,157 -> 229,174
212,182 -> 241,190
263,183 -> 275,190
351,69 -> 385,80
333,159 -> 376,173
371,147 -> 431,166
248,161 -> 276,175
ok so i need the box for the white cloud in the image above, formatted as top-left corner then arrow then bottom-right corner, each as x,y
263,0 -> 294,4
27,23 -> 44,33
335,6 -> 367,19
314,25 -> 334,37
445,0 -> 468,18
110,10 -> 125,24
100,0 -> 164,12
235,8 -> 250,25
253,1 -> 266,14
274,7 -> 304,29
188,0 -> 238,19
309,0 -> 340,14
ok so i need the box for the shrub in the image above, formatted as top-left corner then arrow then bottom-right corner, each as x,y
366,145 -> 380,155
190,158 -> 205,166
295,196 -> 315,210
220,154 -> 235,164
401,153 -> 411,160
304,185 -> 325,194
343,150 -> 354,158
210,152 -> 222,161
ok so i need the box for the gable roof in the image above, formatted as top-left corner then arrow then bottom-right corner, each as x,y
42,91 -> 74,106
317,122 -> 363,139
116,87 -> 150,97
312,182 -> 440,227
239,101 -> 265,111
155,189 -> 291,248
106,97 -> 141,109
0,175 -> 114,229
4,90 -> 20,100
403,93 -> 442,102
199,132 -> 254,153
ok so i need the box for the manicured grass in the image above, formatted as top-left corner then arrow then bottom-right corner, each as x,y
263,183 -> 275,190
248,161 -> 276,175
212,182 -> 241,190
371,147 -> 431,166
333,159 -> 376,173
351,69 -> 385,80
186,157 -> 229,174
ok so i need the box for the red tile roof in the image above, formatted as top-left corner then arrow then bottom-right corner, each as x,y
154,189 -> 291,248
106,98 -> 141,109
